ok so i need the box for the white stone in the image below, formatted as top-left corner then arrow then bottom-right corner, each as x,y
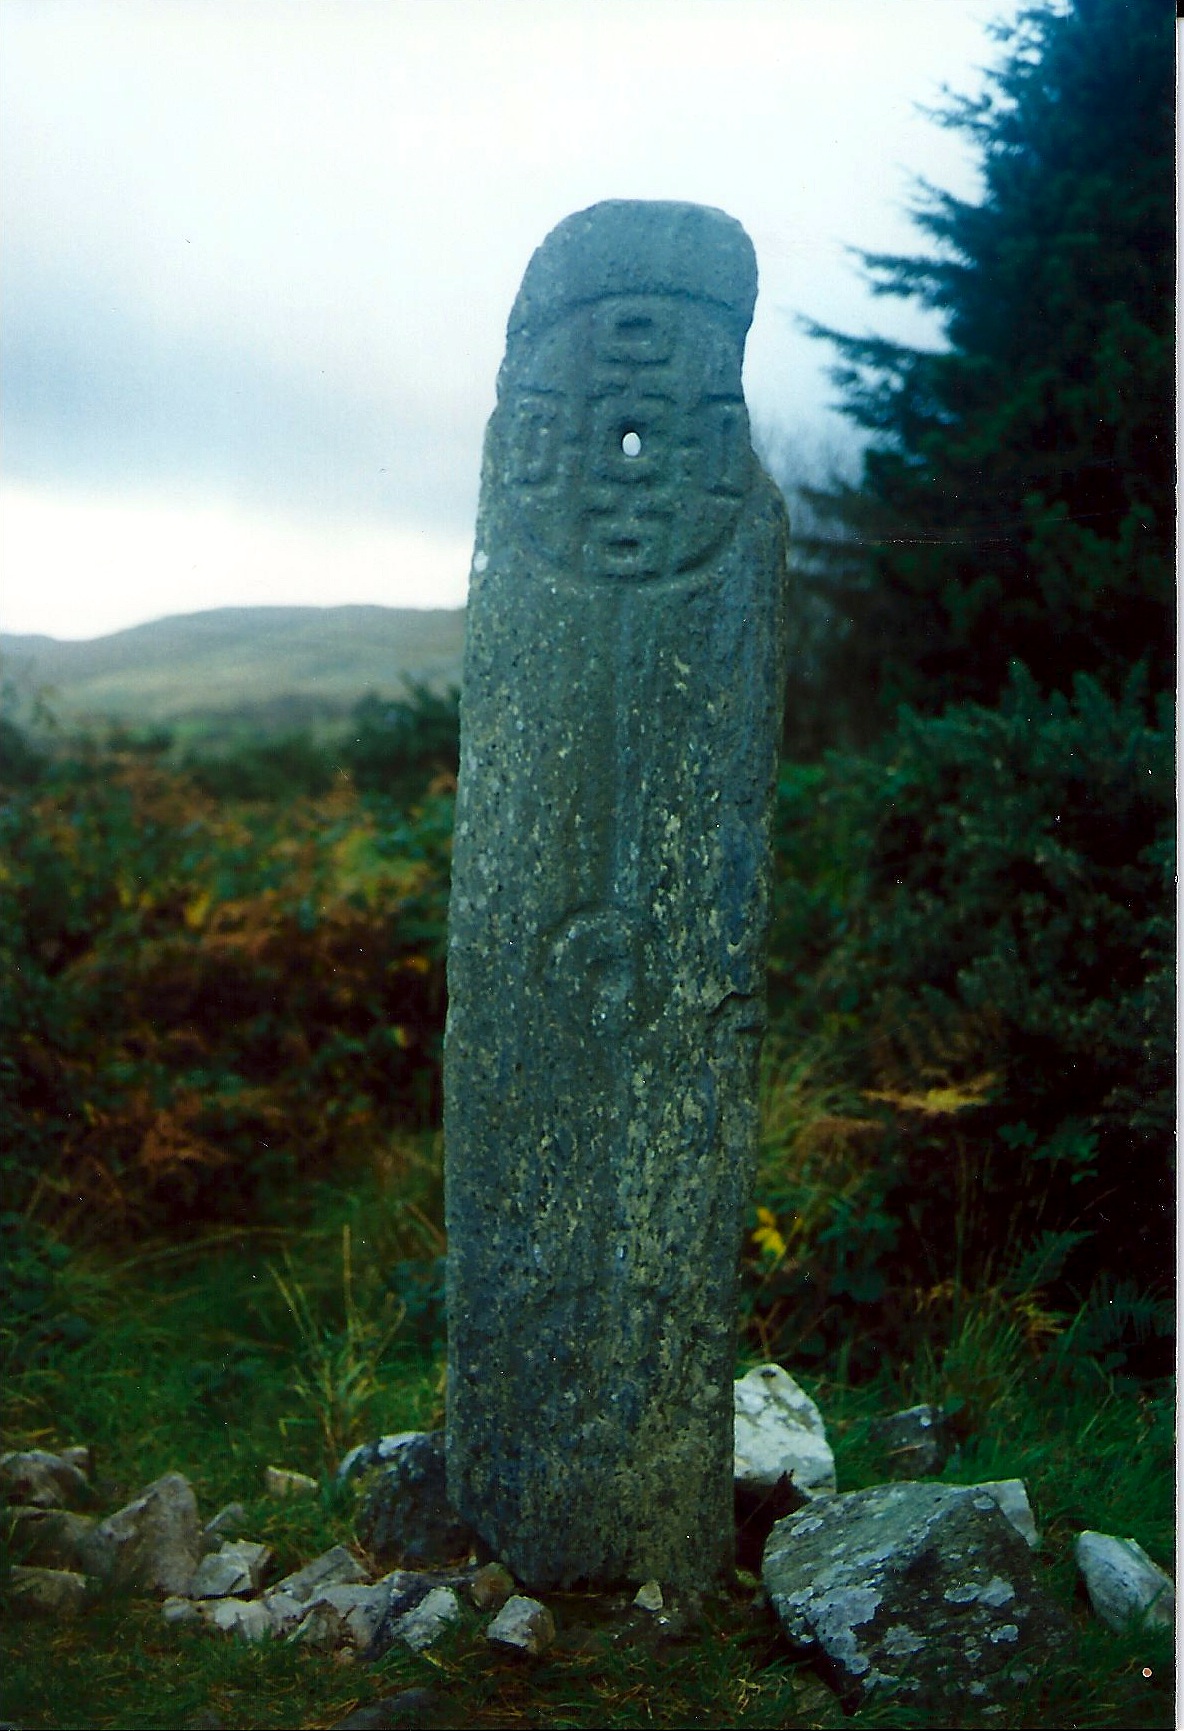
161,1595 -> 203,1628
262,1590 -> 307,1637
309,1582 -> 395,1648
733,1364 -> 836,1498
486,1593 -> 556,1655
391,1584 -> 462,1652
263,1465 -> 318,1497
202,1501 -> 248,1542
267,1544 -> 369,1603
633,1579 -> 663,1612
1074,1531 -> 1175,1632
77,1472 -> 200,1595
208,1596 -> 274,1642
965,1481 -> 1039,1548
291,1602 -> 350,1650
189,1539 -> 272,1597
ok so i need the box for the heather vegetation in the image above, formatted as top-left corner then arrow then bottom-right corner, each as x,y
1,1 -> 1172,1725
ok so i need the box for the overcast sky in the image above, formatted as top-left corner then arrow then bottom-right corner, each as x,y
0,0 -> 1024,640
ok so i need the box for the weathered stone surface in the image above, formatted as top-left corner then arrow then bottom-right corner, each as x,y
5,1505 -> 95,1570
77,1471 -> 200,1595
763,1482 -> 1069,1709
355,1432 -> 473,1566
202,1501 -> 248,1545
633,1580 -> 664,1612
389,1585 -> 462,1652
971,1479 -> 1039,1548
445,198 -> 789,1592
1074,1531 -> 1175,1631
267,1544 -> 369,1603
337,1433 -> 422,1484
262,1589 -> 308,1637
292,1600 -> 351,1650
161,1593 -> 203,1629
468,1561 -> 515,1612
304,1582 -> 398,1649
189,1539 -> 271,1598
872,1404 -> 952,1477
7,1564 -> 88,1615
263,1465 -> 318,1498
734,1364 -> 836,1499
486,1594 -> 556,1655
207,1595 -> 273,1642
0,1449 -> 90,1509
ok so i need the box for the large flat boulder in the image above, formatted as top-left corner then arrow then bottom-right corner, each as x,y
763,1481 -> 1069,1710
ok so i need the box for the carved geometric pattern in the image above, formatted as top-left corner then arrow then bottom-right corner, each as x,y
501,293 -> 752,584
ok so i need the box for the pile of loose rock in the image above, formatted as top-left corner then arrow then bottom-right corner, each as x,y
3,1365 -> 1174,1716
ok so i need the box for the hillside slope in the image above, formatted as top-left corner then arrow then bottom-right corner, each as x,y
0,606 -> 466,728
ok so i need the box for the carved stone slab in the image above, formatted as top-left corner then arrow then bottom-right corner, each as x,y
444,200 -> 789,1590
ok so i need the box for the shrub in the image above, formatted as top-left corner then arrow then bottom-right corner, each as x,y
758,664 -> 1173,1372
0,742 -> 453,1240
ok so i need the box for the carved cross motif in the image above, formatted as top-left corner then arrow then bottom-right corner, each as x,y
500,293 -> 752,585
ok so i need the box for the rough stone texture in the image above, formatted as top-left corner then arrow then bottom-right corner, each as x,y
207,1595 -> 273,1642
337,1432 -> 422,1485
362,1569 -> 477,1660
763,1483 -> 1069,1710
1074,1531 -> 1175,1631
162,1594 -> 204,1629
202,1502 -> 248,1544
263,1465 -> 318,1498
5,1505 -> 95,1570
7,1565 -> 88,1615
77,1471 -> 200,1595
389,1585 -> 462,1652
486,1594 -> 557,1655
872,1404 -> 952,1477
354,1432 -> 474,1566
469,1561 -> 516,1612
0,1449 -> 90,1509
189,1540 -> 272,1598
263,1590 -> 310,1637
292,1600 -> 352,1650
314,1582 -> 400,1648
733,1364 -> 836,1498
971,1479 -> 1039,1548
445,199 -> 789,1592
266,1544 -> 369,1603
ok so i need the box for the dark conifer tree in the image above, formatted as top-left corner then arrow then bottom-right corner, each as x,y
799,0 -> 1173,734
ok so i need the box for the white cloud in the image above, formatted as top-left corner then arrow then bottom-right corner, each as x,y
0,483 -> 470,639
0,0 -> 1023,636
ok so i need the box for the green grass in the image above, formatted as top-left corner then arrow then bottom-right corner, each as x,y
1,1182 -> 1175,1730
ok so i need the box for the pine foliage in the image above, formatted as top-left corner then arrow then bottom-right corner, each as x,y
799,0 -> 1173,728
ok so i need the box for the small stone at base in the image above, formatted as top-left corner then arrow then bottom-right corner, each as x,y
263,1466 -> 318,1498
486,1594 -> 556,1655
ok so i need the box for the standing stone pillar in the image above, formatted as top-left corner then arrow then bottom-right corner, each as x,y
444,200 -> 789,1591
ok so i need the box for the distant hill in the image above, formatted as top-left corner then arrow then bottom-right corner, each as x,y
0,605 -> 466,733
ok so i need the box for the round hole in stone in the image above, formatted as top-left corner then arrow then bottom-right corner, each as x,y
621,430 -> 642,458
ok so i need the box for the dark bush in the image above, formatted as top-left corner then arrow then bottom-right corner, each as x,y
343,684 -> 459,805
763,663 -> 1173,1365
